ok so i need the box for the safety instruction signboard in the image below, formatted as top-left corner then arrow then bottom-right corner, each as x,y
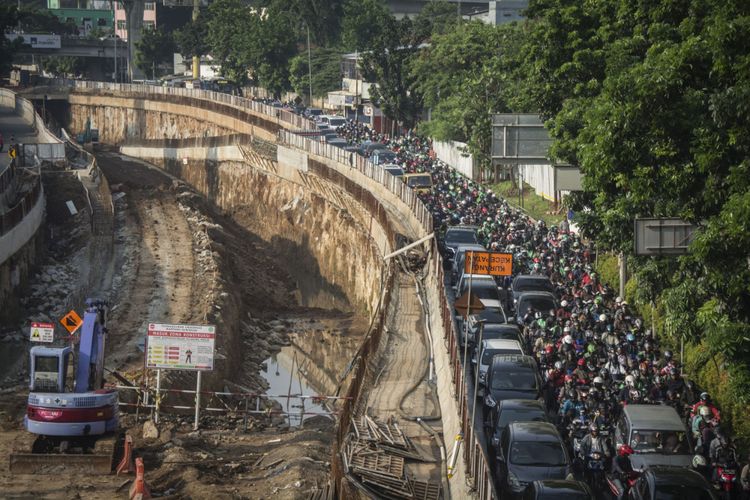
146,323 -> 215,371
60,310 -> 83,335
464,251 -> 513,276
29,322 -> 54,343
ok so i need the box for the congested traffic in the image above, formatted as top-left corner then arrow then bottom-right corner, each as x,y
274,102 -> 744,498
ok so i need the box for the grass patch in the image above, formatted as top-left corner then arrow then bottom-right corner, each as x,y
489,180 -> 564,225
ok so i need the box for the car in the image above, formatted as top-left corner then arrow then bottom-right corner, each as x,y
522,480 -> 594,500
473,338 -> 525,391
451,244 -> 487,285
323,133 -> 339,143
460,310 -> 518,346
356,141 -> 390,157
402,172 -> 433,194
613,404 -> 693,469
515,291 -> 557,324
484,355 -> 541,411
495,422 -> 571,498
381,164 -> 404,177
305,108 -> 323,119
511,275 -> 555,311
327,138 -> 349,148
318,115 -> 347,128
490,400 -> 550,449
454,274 -> 507,329
627,466 -> 717,500
441,225 -> 479,262
370,150 -> 397,165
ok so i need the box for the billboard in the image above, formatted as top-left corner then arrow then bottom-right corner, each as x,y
146,323 -> 216,371
634,218 -> 697,256
5,34 -> 61,49
491,114 -> 553,164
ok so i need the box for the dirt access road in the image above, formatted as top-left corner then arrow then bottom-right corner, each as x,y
0,151 -> 343,499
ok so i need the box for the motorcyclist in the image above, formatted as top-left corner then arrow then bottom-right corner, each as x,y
579,423 -> 610,461
709,428 -> 737,480
608,445 -> 636,499
691,392 -> 721,422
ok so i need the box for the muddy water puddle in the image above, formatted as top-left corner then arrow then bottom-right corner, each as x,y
261,311 -> 366,426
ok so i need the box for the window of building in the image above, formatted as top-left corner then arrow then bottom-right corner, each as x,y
145,2 -> 155,10
97,18 -> 108,27
143,20 -> 156,29
117,20 -> 126,30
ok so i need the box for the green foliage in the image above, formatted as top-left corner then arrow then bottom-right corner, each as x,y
175,11 -> 209,60
594,253 -> 620,296
0,5 -> 21,76
411,21 -> 533,165
207,0 -> 297,94
270,0 -> 345,46
523,0 -> 750,444
289,47 -> 343,99
40,56 -> 84,77
134,27 -> 176,79
340,0 -> 392,52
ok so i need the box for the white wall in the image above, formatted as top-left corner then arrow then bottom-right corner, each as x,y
433,140 -> 475,179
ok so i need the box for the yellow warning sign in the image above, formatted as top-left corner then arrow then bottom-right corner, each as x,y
60,310 -> 83,335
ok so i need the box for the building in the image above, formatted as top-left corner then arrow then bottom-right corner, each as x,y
47,0 -> 113,37
114,1 -> 157,40
386,0 -> 528,25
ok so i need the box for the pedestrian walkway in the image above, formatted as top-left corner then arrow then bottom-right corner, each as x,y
0,106 -> 41,173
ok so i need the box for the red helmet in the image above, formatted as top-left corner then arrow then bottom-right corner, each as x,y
577,358 -> 585,366
545,345 -> 554,354
618,445 -> 634,456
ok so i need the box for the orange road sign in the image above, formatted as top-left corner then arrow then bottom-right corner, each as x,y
454,292 -> 485,318
60,309 -> 83,335
464,251 -> 513,277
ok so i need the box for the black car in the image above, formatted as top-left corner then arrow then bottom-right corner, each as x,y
515,291 -> 557,324
484,355 -> 541,411
627,467 -> 717,500
496,422 -> 571,498
441,225 -> 479,262
490,399 -> 549,449
511,275 -> 555,311
460,310 -> 514,346
523,480 -> 594,500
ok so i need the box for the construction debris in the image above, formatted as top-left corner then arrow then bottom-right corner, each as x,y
343,416 -> 441,500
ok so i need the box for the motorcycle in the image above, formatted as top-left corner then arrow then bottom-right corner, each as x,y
584,451 -> 606,492
714,456 -> 739,500
606,471 -> 639,500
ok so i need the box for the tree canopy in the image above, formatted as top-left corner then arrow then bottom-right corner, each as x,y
134,27 -> 176,79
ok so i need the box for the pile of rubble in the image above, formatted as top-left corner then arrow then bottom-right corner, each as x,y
343,416 -> 441,500
21,257 -> 82,322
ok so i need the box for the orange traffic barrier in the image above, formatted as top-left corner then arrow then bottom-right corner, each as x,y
116,434 -> 135,475
128,457 -> 151,500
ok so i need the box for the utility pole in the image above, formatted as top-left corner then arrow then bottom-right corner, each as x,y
112,1 -> 117,82
192,0 -> 200,80
354,51 -> 359,123
306,24 -> 313,106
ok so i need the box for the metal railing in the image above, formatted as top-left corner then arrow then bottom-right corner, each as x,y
0,163 -> 42,237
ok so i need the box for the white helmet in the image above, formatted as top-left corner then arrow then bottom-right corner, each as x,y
599,314 -> 607,322
563,326 -> 571,333
554,361 -> 563,371
693,454 -> 707,468
563,335 -> 573,345
561,300 -> 568,307
593,376 -> 604,385
625,375 -> 635,387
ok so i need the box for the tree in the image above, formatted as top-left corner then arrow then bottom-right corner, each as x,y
175,11 -> 210,61
207,0 -> 296,95
361,15 -> 423,129
0,5 -> 21,76
289,47 -> 343,100
271,0 -> 345,46
411,21 -> 533,164
341,0 -> 392,52
40,56 -> 84,78
134,27 -> 176,79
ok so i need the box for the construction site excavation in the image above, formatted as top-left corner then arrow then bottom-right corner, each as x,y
0,84 -> 452,500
